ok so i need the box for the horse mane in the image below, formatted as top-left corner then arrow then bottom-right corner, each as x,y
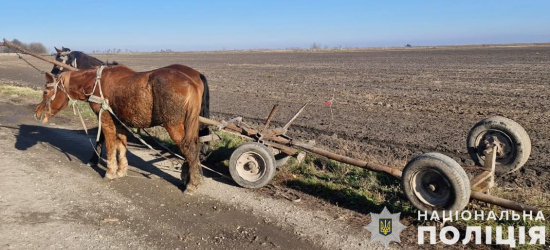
57,65 -> 132,91
106,60 -> 119,66
87,64 -> 134,74
107,64 -> 132,71
72,51 -> 103,65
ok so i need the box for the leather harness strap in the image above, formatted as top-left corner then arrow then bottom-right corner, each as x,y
47,66 -> 225,177
82,67 -> 182,166
84,66 -> 111,142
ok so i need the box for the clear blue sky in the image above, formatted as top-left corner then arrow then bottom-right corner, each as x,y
2,1 -> 549,52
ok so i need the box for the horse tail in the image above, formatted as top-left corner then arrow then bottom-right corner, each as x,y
182,78 -> 203,151
199,73 -> 210,118
180,75 -> 203,187
197,73 -> 211,159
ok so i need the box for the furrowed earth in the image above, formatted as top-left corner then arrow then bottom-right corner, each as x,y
0,44 -> 549,249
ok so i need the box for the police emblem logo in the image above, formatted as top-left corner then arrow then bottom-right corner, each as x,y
379,218 -> 392,236
364,207 -> 407,248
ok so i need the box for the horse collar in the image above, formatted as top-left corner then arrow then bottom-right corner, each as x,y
87,66 -> 107,104
96,65 -> 105,80
88,65 -> 114,142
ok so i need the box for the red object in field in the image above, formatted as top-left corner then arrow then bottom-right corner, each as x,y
325,100 -> 332,106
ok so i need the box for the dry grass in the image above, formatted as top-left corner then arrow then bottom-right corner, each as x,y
274,155 -> 414,215
0,84 -> 97,120
201,131 -> 550,247
0,85 -> 42,99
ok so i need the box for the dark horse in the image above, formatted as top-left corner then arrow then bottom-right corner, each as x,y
35,66 -> 203,193
51,46 -> 119,75
50,47 -> 211,165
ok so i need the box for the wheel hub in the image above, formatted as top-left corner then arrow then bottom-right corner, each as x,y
484,135 -> 506,157
244,161 -> 259,174
236,152 -> 266,182
412,169 -> 452,207
478,130 -> 515,164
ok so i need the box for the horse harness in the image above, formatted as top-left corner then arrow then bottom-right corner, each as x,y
42,72 -> 75,121
80,66 -> 188,166
85,66 -> 113,142
43,66 -> 109,142
46,66 -> 231,179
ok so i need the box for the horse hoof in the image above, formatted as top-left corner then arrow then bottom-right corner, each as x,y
104,172 -> 118,180
116,171 -> 127,178
183,185 -> 197,195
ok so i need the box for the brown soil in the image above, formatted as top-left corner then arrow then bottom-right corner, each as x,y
86,45 -> 550,192
1,45 -> 549,249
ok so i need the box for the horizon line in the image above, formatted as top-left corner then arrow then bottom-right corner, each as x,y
80,41 -> 550,54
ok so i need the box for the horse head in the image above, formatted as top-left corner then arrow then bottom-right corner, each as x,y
51,47 -> 119,75
34,72 -> 71,123
51,46 -> 74,75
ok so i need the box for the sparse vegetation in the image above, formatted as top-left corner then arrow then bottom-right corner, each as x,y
0,85 -> 43,99
91,48 -> 139,54
310,42 -> 320,50
134,124 -> 550,246
1,39 -> 47,54
276,154 -> 414,214
0,85 -> 96,120
59,99 -> 97,119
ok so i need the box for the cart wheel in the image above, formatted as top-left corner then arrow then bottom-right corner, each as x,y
402,153 -> 470,216
467,116 -> 531,174
229,142 -> 276,188
275,154 -> 291,167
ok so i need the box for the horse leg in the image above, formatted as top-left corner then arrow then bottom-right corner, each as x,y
101,119 -> 119,180
115,125 -> 128,178
88,132 -> 104,166
164,124 -> 201,194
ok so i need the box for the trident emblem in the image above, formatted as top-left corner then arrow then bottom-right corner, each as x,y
379,219 -> 392,236
365,207 -> 406,248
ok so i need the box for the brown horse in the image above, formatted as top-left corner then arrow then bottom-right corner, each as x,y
35,65 -> 204,193
49,47 -> 211,165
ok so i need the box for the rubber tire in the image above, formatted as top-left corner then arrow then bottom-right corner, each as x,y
229,142 -> 276,189
467,116 -> 531,174
402,153 -> 471,217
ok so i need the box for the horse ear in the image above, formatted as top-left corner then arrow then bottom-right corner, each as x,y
55,47 -> 63,53
61,46 -> 71,52
45,72 -> 54,83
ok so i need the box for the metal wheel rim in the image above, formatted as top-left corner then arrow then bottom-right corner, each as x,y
475,129 -> 515,165
411,168 -> 452,207
236,152 -> 267,182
